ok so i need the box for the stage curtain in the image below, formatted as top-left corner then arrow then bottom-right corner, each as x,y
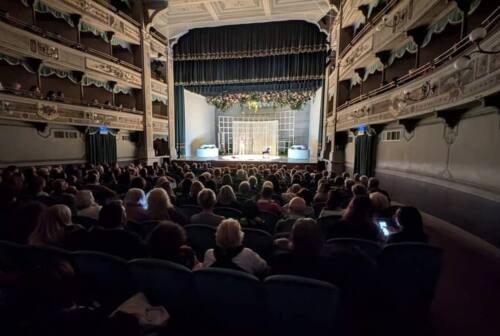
175,52 -> 326,87
354,134 -> 377,177
86,133 -> 117,165
175,85 -> 186,156
174,20 -> 327,61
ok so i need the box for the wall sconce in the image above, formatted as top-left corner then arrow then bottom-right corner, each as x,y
376,13 -> 402,31
402,81 -> 435,102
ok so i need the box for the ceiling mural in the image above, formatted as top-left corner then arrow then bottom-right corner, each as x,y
152,0 -> 332,39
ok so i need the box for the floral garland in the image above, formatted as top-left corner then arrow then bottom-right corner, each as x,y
206,90 -> 316,112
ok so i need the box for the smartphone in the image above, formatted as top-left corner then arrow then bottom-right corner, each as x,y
377,219 -> 390,237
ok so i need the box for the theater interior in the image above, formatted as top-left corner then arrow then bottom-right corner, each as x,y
0,0 -> 499,335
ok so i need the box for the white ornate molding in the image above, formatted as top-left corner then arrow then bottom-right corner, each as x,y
0,93 -> 144,131
49,0 -> 141,44
0,21 -> 142,89
334,45 -> 500,131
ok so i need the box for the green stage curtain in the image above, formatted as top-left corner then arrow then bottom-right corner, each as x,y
354,134 -> 377,177
174,20 -> 327,61
86,133 -> 117,165
174,52 -> 326,87
175,86 -> 185,156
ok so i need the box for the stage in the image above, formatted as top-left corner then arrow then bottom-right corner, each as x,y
174,154 -> 318,168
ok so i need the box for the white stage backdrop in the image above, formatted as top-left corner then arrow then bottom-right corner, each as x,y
232,120 -> 278,155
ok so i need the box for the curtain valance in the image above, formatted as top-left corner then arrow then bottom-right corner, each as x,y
39,65 -> 82,83
0,52 -> 38,74
32,0 -> 75,27
173,21 -> 328,61
186,80 -> 323,96
363,60 -> 384,81
175,52 -> 326,87
152,94 -> 168,105
421,0 -> 481,48
79,21 -> 134,51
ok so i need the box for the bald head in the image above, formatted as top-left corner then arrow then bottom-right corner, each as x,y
289,197 -> 307,215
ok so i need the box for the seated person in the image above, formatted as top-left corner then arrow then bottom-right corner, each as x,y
148,221 -> 200,269
65,201 -> 146,260
367,177 -> 391,202
239,200 -> 267,230
313,182 -> 330,203
124,188 -> 148,222
319,188 -> 345,218
328,196 -> 382,242
203,219 -> 268,275
256,186 -> 282,217
387,207 -> 428,244
191,188 -> 224,227
146,188 -> 188,226
216,185 -> 241,210
369,192 -> 391,218
74,190 -> 101,220
270,218 -> 334,283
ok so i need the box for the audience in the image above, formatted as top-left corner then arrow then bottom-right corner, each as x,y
319,189 -> 344,218
203,219 -> 268,275
257,186 -> 282,217
239,199 -> 267,230
216,185 -> 241,210
74,190 -> 102,220
146,188 -> 188,225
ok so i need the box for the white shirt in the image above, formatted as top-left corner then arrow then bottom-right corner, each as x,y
203,247 -> 268,275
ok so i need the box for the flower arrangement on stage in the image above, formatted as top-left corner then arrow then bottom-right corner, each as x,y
206,90 -> 316,112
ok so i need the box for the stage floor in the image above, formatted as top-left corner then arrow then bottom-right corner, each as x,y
179,154 -> 317,166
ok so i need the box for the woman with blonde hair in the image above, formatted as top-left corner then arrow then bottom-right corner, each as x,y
146,188 -> 188,225
29,204 -> 80,246
203,219 -> 268,275
216,185 -> 241,210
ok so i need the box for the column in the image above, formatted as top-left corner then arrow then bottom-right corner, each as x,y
140,28 -> 157,165
167,44 -> 177,159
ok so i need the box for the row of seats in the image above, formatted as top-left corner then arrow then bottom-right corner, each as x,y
0,240 -> 339,334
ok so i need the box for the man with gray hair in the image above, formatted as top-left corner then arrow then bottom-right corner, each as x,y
191,188 -> 224,227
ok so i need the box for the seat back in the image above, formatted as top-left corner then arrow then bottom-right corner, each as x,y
214,207 -> 242,219
0,240 -> 25,270
317,215 -> 342,238
242,228 -> 273,260
129,259 -> 194,320
313,202 -> 326,218
258,211 -> 279,233
325,238 -> 382,259
185,224 -> 216,260
127,220 -> 159,239
194,268 -> 265,330
275,218 -> 297,234
72,251 -> 136,311
179,204 -> 202,218
23,245 -> 73,267
379,243 -> 443,326
72,215 -> 97,230
265,275 -> 340,335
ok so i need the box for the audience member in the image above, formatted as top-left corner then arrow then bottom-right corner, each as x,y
124,188 -> 148,222
191,188 -> 224,226
146,188 -> 188,225
319,189 -> 345,218
203,219 -> 268,275
74,190 -> 101,220
216,185 -> 241,210
239,200 -> 267,230
388,206 -> 428,244
257,186 -> 282,217
148,221 -> 200,269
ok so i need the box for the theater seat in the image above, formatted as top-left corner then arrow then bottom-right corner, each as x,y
313,202 -> 326,218
129,259 -> 194,324
23,245 -> 73,267
127,220 -> 159,239
194,268 -> 265,332
72,215 -> 98,230
379,243 -> 443,335
317,215 -> 342,238
264,275 -> 340,335
72,251 -> 136,313
242,228 -> 273,260
185,224 -> 216,260
179,204 -> 202,218
214,207 -> 242,219
0,240 -> 25,270
275,218 -> 297,234
259,211 -> 279,233
325,238 -> 382,259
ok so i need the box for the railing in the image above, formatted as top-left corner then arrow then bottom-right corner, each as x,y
337,6 -> 500,112
0,12 -> 142,73
339,0 -> 400,59
0,86 -> 144,115
93,0 -> 140,28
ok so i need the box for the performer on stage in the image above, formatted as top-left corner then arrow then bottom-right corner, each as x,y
262,146 -> 270,158
239,137 -> 246,155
